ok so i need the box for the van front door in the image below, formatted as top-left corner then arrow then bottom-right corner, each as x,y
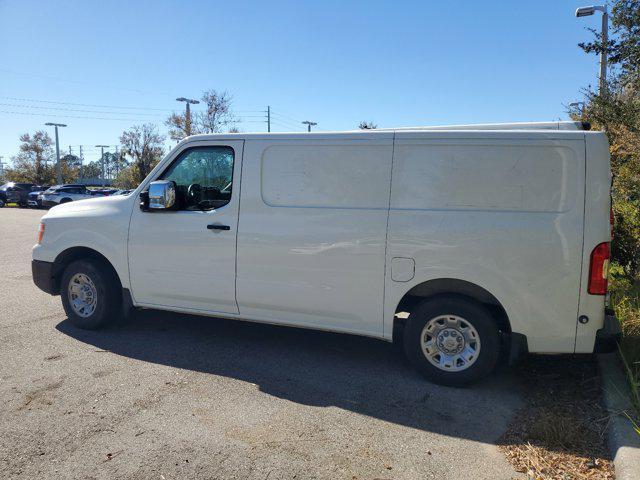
128,141 -> 243,314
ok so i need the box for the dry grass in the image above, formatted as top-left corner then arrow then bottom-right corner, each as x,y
609,272 -> 640,422
500,357 -> 614,479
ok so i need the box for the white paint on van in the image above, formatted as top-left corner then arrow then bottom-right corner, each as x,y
33,127 -> 611,356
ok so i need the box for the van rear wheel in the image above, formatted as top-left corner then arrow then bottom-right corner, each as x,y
403,296 -> 500,386
61,259 -> 122,329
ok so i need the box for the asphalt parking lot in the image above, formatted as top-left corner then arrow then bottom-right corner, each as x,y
0,207 -> 525,479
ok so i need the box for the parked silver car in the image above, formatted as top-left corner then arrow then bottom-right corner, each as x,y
41,185 -> 94,207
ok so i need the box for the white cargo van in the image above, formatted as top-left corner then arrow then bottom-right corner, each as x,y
32,121 -> 620,385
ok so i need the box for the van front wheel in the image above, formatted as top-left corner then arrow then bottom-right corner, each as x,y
61,259 -> 122,329
403,296 -> 500,386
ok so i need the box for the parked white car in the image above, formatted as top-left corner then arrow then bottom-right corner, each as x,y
31,121 -> 619,385
41,184 -> 95,207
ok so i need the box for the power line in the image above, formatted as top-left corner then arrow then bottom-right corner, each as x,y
0,68 -> 173,96
270,119 -> 304,131
0,110 -> 161,122
271,109 -> 305,124
0,96 -> 172,111
0,97 -> 304,128
0,102 -> 166,117
271,119 -> 302,130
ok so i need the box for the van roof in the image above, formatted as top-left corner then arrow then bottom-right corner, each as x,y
181,121 -> 593,143
376,121 -> 590,131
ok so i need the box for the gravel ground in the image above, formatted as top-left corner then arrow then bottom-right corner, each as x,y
0,207 -> 525,479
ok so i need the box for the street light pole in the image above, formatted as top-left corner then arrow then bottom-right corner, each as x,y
301,120 -> 317,132
176,97 -> 200,136
45,122 -> 67,184
576,5 -> 609,93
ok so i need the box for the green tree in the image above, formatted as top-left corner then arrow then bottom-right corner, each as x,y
113,164 -> 141,189
120,124 -> 165,184
61,153 -> 82,169
165,89 -> 237,141
7,131 -> 55,184
80,161 -> 103,180
575,0 -> 640,275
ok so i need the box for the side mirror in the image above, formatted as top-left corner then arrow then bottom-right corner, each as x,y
145,180 -> 177,211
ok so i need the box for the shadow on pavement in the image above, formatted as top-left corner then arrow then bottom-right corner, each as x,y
57,308 -> 524,446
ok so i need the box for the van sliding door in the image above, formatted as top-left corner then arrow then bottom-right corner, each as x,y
236,134 -> 394,337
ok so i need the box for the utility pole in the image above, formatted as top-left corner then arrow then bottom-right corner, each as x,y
114,146 -> 120,177
79,146 -> 84,180
45,122 -> 67,184
176,97 -> 200,136
302,120 -> 317,132
267,106 -> 271,132
576,5 -> 609,93
95,145 -> 109,186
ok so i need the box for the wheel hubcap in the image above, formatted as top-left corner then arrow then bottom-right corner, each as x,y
421,315 -> 481,372
67,273 -> 98,318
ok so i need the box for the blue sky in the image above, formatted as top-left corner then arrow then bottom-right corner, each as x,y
0,0 -> 606,165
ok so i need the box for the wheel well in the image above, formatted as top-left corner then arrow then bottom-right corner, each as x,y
51,247 -> 121,295
393,278 -> 511,342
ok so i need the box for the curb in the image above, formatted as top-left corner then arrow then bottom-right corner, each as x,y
598,353 -> 640,480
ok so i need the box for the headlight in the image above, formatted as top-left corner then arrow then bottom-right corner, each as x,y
36,222 -> 45,244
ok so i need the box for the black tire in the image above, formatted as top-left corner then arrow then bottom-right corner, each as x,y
403,296 -> 501,386
60,259 -> 122,329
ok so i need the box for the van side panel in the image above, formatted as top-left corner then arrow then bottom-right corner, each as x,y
575,132 -> 611,353
385,133 -> 586,353
236,136 -> 394,337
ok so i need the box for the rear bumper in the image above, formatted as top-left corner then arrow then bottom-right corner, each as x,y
32,260 -> 56,295
594,308 -> 621,353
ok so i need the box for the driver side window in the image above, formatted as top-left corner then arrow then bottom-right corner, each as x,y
160,146 -> 234,211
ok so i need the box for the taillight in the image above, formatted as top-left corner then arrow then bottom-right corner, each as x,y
36,222 -> 45,244
588,242 -> 610,295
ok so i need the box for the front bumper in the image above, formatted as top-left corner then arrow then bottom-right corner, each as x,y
594,308 -> 621,353
32,260 -> 56,295
41,200 -> 58,208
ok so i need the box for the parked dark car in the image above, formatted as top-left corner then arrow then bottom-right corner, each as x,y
0,182 -> 36,207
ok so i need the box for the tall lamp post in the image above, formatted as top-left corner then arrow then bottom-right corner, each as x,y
45,122 -> 67,184
176,97 -> 200,136
576,5 -> 609,93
